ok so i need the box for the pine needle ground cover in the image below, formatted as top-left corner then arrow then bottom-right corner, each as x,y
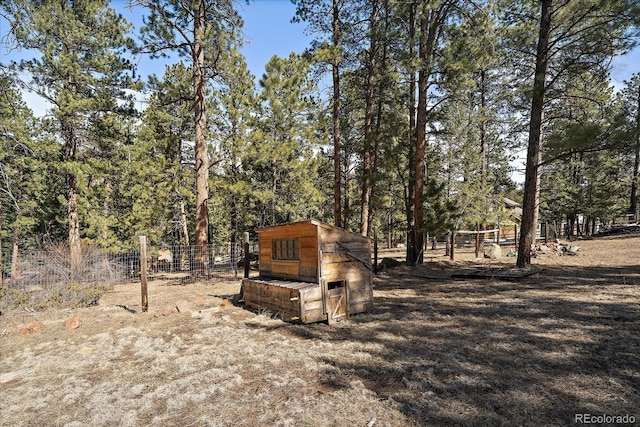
1,236 -> 639,426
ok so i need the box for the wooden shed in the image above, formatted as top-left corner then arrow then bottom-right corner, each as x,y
240,220 -> 374,324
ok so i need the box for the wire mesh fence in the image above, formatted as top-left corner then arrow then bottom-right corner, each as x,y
0,241 -> 259,313
2,242 -> 259,286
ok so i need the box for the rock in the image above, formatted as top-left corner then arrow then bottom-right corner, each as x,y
379,257 -> 403,270
192,296 -> 206,306
19,321 -> 44,336
483,243 -> 502,259
154,306 -> 175,317
77,347 -> 93,355
220,299 -> 231,309
175,300 -> 191,313
565,245 -> 580,256
64,316 -> 81,329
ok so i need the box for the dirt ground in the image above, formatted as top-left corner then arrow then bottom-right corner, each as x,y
1,235 -> 639,426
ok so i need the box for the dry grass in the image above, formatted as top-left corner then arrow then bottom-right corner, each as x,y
1,235 -> 639,426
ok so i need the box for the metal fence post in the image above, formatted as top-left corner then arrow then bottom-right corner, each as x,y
139,235 -> 148,312
243,232 -> 250,279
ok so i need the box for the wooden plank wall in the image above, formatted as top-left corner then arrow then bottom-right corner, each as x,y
258,222 -> 318,282
253,221 -> 374,321
242,279 -> 302,321
319,226 -> 374,315
241,279 -> 326,323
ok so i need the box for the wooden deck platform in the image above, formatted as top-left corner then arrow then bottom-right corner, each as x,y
240,277 -> 325,323
242,278 -> 320,291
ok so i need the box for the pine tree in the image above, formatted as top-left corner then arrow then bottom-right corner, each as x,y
136,0 -> 243,267
0,71 -> 61,279
2,0 -> 136,277
293,0 -> 368,228
123,63 -> 195,248
436,2 -> 518,255
249,54 -> 326,226
617,74 -> 640,221
410,0 -> 459,265
503,0 -> 640,267
208,49 -> 257,243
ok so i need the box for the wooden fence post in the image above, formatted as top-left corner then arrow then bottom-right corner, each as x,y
544,221 -> 549,243
243,232 -> 250,279
450,229 -> 455,261
139,235 -> 148,312
445,231 -> 450,257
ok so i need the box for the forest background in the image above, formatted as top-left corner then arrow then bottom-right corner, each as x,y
1,0 -> 640,276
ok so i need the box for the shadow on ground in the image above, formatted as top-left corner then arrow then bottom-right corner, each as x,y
283,264 -> 640,426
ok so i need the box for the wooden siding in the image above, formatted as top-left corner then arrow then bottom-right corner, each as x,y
258,222 -> 318,282
271,260 -> 300,278
241,278 -> 325,323
318,224 -> 372,316
245,220 -> 374,323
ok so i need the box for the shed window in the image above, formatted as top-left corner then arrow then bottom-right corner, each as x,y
273,238 -> 299,260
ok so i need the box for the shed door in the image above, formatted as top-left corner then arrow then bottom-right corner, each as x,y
326,280 -> 348,325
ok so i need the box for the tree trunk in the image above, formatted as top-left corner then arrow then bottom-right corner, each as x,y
193,0 -> 209,269
62,116 -> 81,280
405,2 -> 416,265
408,2 -> 450,265
180,198 -> 189,246
332,0 -> 342,228
368,8 -> 389,237
516,0 -> 552,268
412,5 -> 432,265
343,145 -> 350,230
101,182 -> 111,242
449,229 -> 455,261
360,0 -> 381,238
631,84 -> 640,222
271,167 -> 277,226
479,69 -> 488,180
11,229 -> 21,282
388,205 -> 393,249
179,198 -> 189,270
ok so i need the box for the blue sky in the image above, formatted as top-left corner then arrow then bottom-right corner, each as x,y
114,0 -> 312,81
0,0 -> 314,114
611,47 -> 640,89
1,0 -> 639,115
239,1 -> 312,79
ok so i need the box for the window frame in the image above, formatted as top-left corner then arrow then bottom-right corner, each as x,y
272,238 -> 300,261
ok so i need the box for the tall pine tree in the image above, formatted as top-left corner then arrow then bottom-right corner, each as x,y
136,0 -> 243,267
2,0 -> 136,277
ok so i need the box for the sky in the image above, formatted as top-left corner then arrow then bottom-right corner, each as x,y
0,0 -> 314,115
238,1 -> 313,80
114,0 -> 312,83
0,0 -> 639,114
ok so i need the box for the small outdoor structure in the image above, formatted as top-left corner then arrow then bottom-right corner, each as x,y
240,220 -> 374,324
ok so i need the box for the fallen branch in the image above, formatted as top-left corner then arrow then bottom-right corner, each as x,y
1,369 -> 34,384
116,304 -> 137,314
